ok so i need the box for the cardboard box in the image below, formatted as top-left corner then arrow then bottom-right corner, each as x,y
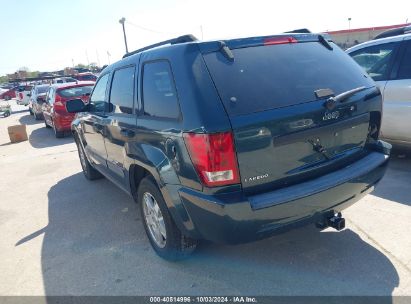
7,125 -> 28,143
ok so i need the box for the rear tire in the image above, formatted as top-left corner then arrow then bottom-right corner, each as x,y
29,108 -> 33,115
75,134 -> 103,180
34,112 -> 41,120
4,96 -> 10,101
138,176 -> 198,261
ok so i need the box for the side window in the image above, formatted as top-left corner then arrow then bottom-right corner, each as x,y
142,61 -> 180,119
397,42 -> 411,79
89,73 -> 110,112
109,66 -> 135,114
350,42 -> 397,81
47,88 -> 54,104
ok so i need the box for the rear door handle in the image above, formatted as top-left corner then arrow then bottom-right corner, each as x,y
120,129 -> 135,138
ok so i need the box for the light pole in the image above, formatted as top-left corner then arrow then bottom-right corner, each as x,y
347,17 -> 352,45
119,17 -> 129,54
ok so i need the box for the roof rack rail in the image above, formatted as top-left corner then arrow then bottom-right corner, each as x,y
373,25 -> 411,40
122,34 -> 198,58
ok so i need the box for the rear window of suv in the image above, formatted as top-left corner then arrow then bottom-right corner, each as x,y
203,41 -> 375,116
58,85 -> 93,98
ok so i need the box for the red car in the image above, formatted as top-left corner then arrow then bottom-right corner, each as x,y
0,87 -> 17,100
73,72 -> 97,82
43,82 -> 94,138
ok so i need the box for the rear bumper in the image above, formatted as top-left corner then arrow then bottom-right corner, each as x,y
177,148 -> 389,244
54,113 -> 75,131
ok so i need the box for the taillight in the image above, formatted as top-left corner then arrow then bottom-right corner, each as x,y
19,92 -> 23,99
54,94 -> 66,114
183,132 -> 240,187
264,36 -> 298,45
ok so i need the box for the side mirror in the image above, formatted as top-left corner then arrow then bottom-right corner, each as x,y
66,98 -> 88,113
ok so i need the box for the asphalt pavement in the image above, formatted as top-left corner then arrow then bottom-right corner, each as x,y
0,100 -> 410,297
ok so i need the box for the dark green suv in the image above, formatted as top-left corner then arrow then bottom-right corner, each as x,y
67,33 -> 390,260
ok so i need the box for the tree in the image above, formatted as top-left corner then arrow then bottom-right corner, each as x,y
0,75 -> 8,83
75,63 -> 87,69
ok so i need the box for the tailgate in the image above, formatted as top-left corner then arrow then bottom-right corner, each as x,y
202,37 -> 378,193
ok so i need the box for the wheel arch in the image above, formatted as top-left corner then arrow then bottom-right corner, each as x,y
127,147 -> 200,239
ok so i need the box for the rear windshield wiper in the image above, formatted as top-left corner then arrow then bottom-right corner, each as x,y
316,86 -> 368,109
329,86 -> 368,103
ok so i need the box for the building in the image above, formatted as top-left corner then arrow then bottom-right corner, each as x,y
327,23 -> 410,49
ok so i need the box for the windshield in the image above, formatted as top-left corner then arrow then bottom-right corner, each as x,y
203,41 -> 375,116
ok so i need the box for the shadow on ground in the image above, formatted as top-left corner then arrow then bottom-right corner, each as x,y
19,114 -> 42,125
15,172 -> 399,298
29,127 -> 73,148
12,109 -> 30,115
371,150 -> 411,206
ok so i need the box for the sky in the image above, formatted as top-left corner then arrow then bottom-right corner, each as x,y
0,0 -> 409,76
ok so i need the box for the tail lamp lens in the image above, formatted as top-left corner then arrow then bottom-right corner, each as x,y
183,132 -> 240,187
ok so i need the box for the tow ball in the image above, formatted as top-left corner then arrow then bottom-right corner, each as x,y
316,212 -> 346,231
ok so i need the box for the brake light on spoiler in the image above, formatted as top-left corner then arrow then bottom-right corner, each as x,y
264,36 -> 298,45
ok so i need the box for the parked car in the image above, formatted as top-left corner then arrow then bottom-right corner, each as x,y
51,77 -> 77,84
73,72 -> 97,82
28,84 -> 50,119
373,25 -> 411,40
0,87 -> 17,100
16,85 -> 32,105
67,33 -> 390,260
347,33 -> 411,147
43,81 -> 94,138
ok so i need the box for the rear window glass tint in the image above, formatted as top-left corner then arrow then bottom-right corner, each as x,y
37,86 -> 49,94
203,42 -> 374,116
142,61 -> 180,119
109,66 -> 135,114
58,85 -> 93,98
79,75 -> 97,81
398,42 -> 411,79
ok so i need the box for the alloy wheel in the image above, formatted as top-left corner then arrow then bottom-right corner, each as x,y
142,192 -> 166,248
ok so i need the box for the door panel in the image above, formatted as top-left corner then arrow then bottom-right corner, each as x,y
380,39 -> 411,142
82,114 -> 109,167
381,79 -> 411,141
103,65 -> 137,186
105,115 -> 137,182
81,73 -> 111,168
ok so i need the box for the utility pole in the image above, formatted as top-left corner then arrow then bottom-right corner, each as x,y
96,49 -> 101,67
119,17 -> 129,53
85,50 -> 90,66
347,17 -> 352,45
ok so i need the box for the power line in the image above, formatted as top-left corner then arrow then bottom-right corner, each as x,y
126,20 -> 178,35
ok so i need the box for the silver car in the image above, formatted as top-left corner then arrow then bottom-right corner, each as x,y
347,33 -> 411,148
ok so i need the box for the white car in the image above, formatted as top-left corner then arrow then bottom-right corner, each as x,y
15,85 -> 33,106
347,33 -> 411,148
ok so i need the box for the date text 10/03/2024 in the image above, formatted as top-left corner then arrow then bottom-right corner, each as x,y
149,297 -> 257,303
